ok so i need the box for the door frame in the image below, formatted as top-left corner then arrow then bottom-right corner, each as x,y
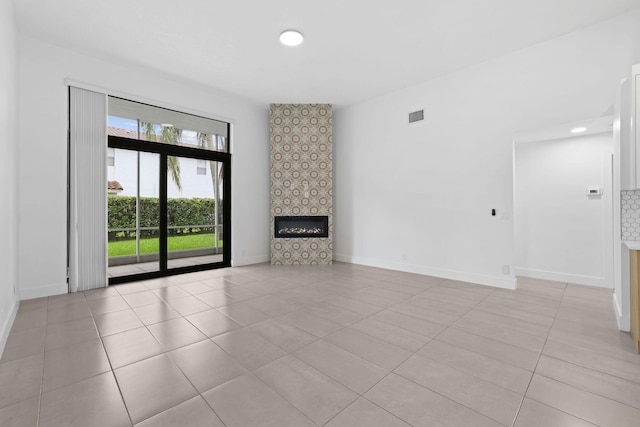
107,134 -> 231,285
512,120 -> 614,288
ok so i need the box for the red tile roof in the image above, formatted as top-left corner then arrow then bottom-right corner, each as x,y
108,127 -> 139,139
108,180 -> 124,191
108,126 -> 160,141
107,126 -> 188,146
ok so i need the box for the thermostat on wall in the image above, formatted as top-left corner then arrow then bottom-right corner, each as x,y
585,187 -> 603,196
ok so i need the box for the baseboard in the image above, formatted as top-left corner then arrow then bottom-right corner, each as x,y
232,254 -> 270,267
0,299 -> 19,360
515,267 -> 609,288
334,254 -> 516,290
19,282 -> 68,300
613,292 -> 630,331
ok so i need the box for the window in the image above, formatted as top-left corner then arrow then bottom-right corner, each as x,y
197,159 -> 207,175
107,148 -> 115,166
107,97 -> 229,153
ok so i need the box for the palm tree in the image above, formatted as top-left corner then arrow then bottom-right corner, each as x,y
141,122 -> 183,191
197,132 -> 226,248
196,132 -> 225,195
143,124 -> 225,247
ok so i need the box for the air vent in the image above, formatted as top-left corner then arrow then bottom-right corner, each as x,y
409,110 -> 424,123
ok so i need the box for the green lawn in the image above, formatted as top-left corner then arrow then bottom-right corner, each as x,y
108,233 -> 222,257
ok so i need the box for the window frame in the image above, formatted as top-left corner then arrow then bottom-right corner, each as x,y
107,127 -> 231,285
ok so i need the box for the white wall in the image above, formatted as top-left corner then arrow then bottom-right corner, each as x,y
514,133 -> 613,287
0,0 -> 19,356
18,36 -> 270,299
334,9 -> 640,289
110,150 -> 216,199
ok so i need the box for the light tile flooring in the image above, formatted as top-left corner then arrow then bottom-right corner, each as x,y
1,262 -> 639,426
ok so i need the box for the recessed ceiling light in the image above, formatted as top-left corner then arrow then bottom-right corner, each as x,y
280,30 -> 304,46
571,127 -> 587,133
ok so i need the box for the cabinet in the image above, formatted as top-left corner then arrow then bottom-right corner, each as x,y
630,250 -> 640,352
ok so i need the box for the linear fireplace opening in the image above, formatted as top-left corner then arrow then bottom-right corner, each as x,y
274,216 -> 329,238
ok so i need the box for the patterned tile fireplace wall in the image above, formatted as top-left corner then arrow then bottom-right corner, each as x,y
270,104 -> 333,264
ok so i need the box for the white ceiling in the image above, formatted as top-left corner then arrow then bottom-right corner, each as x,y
12,0 -> 640,106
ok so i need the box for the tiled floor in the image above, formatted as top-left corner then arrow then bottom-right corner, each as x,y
1,262 -> 639,426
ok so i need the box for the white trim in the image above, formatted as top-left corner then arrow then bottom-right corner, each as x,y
612,77 -> 629,332
20,282 -> 68,301
64,79 -> 236,126
0,299 -> 19,360
603,152 -> 615,292
515,267 -> 609,288
334,254 -> 516,290
613,292 -> 631,331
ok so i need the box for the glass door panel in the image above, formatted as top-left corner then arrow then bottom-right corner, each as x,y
167,156 -> 224,269
108,150 -> 160,278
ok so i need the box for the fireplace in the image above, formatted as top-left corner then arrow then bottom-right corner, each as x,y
270,104 -> 332,264
274,216 -> 329,238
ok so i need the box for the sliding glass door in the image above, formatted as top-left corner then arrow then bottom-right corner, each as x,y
107,97 -> 230,284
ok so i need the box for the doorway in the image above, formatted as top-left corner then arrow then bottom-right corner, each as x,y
513,117 -> 614,288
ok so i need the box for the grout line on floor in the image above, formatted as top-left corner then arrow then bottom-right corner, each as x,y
87,290 -> 136,427
508,281 -> 568,427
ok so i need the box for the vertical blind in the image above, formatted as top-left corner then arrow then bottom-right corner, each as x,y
69,86 -> 107,292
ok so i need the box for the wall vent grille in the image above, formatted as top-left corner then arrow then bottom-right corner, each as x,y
409,110 -> 424,123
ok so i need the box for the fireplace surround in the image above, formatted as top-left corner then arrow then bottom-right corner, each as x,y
270,104 -> 333,264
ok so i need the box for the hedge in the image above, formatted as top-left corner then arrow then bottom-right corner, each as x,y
108,195 -> 222,240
